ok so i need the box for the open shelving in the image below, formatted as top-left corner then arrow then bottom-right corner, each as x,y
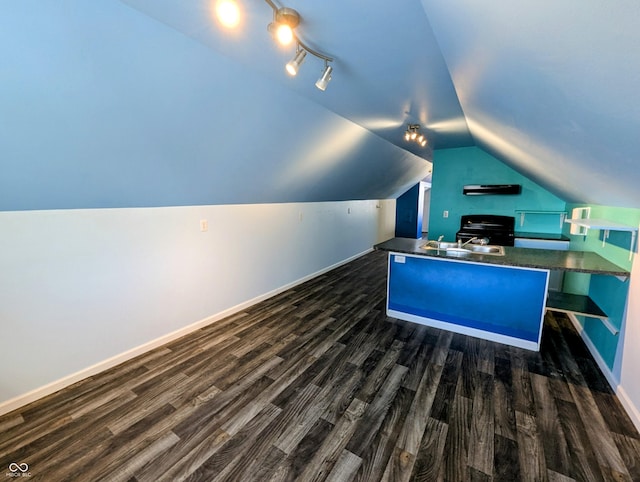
565,218 -> 638,260
515,210 -> 566,229
546,291 -> 619,335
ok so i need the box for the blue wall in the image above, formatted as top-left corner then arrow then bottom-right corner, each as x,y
395,183 -> 424,238
428,147 -> 566,240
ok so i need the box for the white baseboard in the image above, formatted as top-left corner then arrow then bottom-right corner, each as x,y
616,385 -> 640,433
388,309 -> 540,351
566,313 -> 640,433
566,313 -> 619,389
0,249 -> 371,417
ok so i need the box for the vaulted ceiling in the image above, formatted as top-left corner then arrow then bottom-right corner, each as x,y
2,1 -> 639,210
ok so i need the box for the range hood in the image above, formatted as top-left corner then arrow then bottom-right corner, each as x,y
462,184 -> 522,195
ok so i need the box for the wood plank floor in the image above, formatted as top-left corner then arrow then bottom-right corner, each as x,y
1,250 -> 639,481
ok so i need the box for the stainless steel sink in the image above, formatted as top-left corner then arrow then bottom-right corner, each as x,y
468,245 -> 505,255
421,241 -> 459,250
422,241 -> 505,256
445,245 -> 505,256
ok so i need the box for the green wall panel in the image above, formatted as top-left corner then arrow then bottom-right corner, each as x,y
564,204 -> 639,369
428,147 -> 566,241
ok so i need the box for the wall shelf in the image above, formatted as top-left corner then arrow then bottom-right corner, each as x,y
565,218 -> 638,260
546,291 -> 618,335
515,210 -> 566,229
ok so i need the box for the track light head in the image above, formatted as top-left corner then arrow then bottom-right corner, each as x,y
268,7 -> 300,46
315,65 -> 333,91
286,48 -> 307,76
215,0 -> 240,28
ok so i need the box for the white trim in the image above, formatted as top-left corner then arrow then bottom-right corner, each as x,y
566,313 -> 619,389
617,386 -> 640,433
388,309 -> 539,351
0,248 -> 371,417
566,312 -> 640,432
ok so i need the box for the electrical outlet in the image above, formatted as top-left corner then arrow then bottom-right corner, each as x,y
443,210 -> 449,218
200,219 -> 208,232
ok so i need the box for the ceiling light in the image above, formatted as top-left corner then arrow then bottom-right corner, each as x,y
286,48 -> 307,76
315,64 -> 333,91
275,23 -> 294,45
263,1 -> 334,91
215,0 -> 240,28
267,7 -> 300,46
404,124 -> 428,148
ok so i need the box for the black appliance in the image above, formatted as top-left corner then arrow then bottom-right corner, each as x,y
462,184 -> 521,195
455,214 -> 516,246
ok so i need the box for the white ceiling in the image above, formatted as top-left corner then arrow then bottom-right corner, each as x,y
121,0 -> 640,207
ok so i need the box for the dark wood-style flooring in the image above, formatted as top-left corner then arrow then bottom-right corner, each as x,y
1,250 -> 639,481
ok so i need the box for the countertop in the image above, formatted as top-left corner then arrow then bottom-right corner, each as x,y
374,237 -> 629,277
514,232 -> 570,241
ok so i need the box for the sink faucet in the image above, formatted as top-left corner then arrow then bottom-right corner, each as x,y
458,237 -> 477,248
425,235 -> 446,249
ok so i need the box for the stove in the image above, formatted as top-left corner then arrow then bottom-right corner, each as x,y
455,214 -> 515,246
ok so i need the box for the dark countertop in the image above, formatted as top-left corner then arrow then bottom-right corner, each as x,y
374,237 -> 629,277
514,232 -> 570,241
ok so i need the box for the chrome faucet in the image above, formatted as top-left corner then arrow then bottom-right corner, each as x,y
458,236 -> 477,248
426,235 -> 445,248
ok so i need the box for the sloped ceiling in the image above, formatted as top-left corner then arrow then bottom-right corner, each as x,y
119,0 -> 640,208
2,1 -> 639,210
421,0 -> 640,207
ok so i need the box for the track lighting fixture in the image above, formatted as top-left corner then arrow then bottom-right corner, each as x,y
286,47 -> 307,76
404,124 -> 428,147
264,0 -> 335,91
315,62 -> 333,91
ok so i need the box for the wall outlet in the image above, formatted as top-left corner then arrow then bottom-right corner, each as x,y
200,219 -> 208,232
443,210 -> 449,218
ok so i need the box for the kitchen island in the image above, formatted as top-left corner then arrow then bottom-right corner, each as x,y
374,237 -> 629,350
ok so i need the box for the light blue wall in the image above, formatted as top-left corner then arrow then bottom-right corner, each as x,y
563,204 -> 640,369
0,2 -> 428,211
428,147 -> 566,240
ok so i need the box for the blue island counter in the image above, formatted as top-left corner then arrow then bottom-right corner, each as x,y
374,238 -> 629,351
